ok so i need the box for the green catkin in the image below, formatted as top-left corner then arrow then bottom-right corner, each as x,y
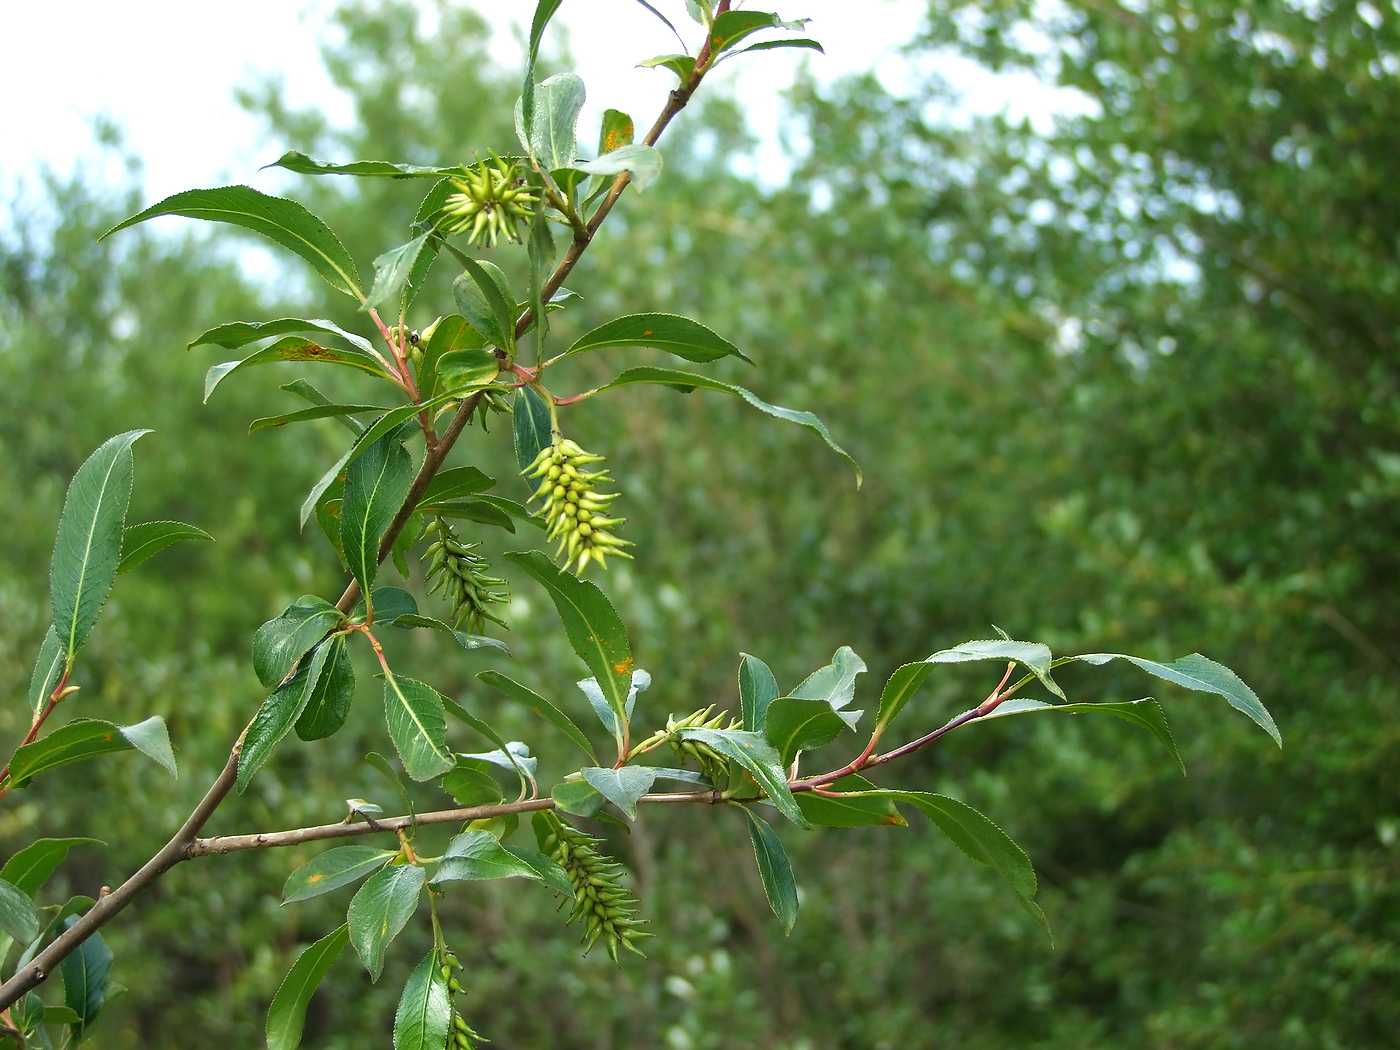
524,437 -> 634,573
436,154 -> 539,248
421,518 -> 509,633
666,706 -> 740,784
540,811 -> 651,964
439,950 -> 487,1048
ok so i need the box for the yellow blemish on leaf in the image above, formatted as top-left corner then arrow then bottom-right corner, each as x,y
307,873 -> 324,884
614,657 -> 635,675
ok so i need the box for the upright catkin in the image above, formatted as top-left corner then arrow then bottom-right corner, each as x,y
524,437 -> 633,573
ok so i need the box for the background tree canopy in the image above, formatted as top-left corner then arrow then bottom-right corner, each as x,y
1,1 -> 1395,1046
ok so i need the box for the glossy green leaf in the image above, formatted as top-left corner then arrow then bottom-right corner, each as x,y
382,673 -> 454,781
710,10 -> 810,53
249,403 -> 386,433
266,924 -> 349,1050
639,53 -> 695,82
986,697 -> 1186,774
417,466 -> 495,506
552,778 -> 606,817
50,430 -> 149,663
283,847 -> 396,904
1075,652 -> 1281,746
577,670 -> 648,739
739,652 -> 780,733
104,186 -> 364,300
430,830 -> 571,895
679,727 -> 810,828
252,596 -> 341,688
459,742 -> 537,781
392,950 -> 452,1050
599,366 -> 861,484
58,914 -> 112,1041
580,766 -> 658,819
929,638 -> 1066,700
1,838 -> 99,896
119,715 -> 178,776
452,258 -> 516,350
348,864 -> 426,981
513,384 -> 554,472
521,0 -> 566,142
239,643 -> 335,791
516,72 -> 585,172
573,144 -> 664,192
390,615 -> 511,654
188,316 -> 377,355
423,498 -> 515,532
764,697 -> 848,767
565,312 -> 749,364
477,670 -> 598,764
472,494 -> 543,528
294,635 -> 357,742
436,347 -> 500,392
505,550 -> 633,742
875,662 -> 936,735
598,108 -> 635,153
0,879 -> 39,944
8,717 -> 176,785
268,151 -> 474,179
28,626 -> 65,719
795,774 -> 906,828
342,431 -> 414,597
351,586 -> 418,624
741,808 -> 798,934
203,336 -> 390,403
441,766 -> 503,806
366,233 -> 431,312
282,379 -> 365,435
116,520 -> 213,574
415,314 -> 485,400
791,645 -> 867,725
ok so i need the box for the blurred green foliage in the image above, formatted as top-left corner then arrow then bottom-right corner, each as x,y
0,0 -> 1395,1046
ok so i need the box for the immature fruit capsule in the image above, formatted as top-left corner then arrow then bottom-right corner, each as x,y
668,706 -> 739,784
437,154 -> 539,248
541,811 -> 651,964
524,437 -> 634,574
421,518 -> 509,633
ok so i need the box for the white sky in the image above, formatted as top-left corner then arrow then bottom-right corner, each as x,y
0,0 -> 1088,209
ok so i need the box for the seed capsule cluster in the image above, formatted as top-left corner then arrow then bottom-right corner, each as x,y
439,951 -> 487,1049
422,518 -> 509,633
437,155 -> 539,248
541,812 -> 651,963
668,707 -> 740,784
525,439 -> 633,573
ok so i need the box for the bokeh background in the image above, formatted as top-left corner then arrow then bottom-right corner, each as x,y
1,1 -> 1397,1047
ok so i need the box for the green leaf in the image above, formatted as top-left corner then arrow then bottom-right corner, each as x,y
928,638 -> 1065,700
282,379 -> 366,435
513,385 -> 554,473
366,233 -> 432,312
565,313 -> 750,364
986,697 -> 1186,774
390,615 -> 512,655
598,108 -> 635,153
639,53 -> 696,82
442,699 -> 533,795
505,550 -> 633,744
239,643 -> 336,791
425,498 -> 515,532
0,879 -> 39,944
739,652 -> 780,733
292,638 -> 353,745
415,315 -> 484,400
347,864 -> 426,981
599,366 -> 860,484
441,766 -> 503,807
436,347 -> 501,393
392,950 -> 452,1050
516,72 -> 585,172
252,595 -> 341,688
50,430 -> 149,663
266,924 -> 349,1050
710,10 -> 810,53
477,670 -> 598,764
740,808 -> 798,934
104,186 -> 364,300
795,774 -> 905,828
875,662 -> 936,736
572,144 -> 664,193
119,715 -> 178,777
188,316 -> 376,355
283,847 -> 396,905
552,778 -> 606,817
678,727 -> 810,828
249,403 -> 386,433
729,37 -> 825,57
417,466 -> 495,506
382,673 -> 454,781
576,670 -> 648,739
116,520 -> 213,574
8,717 -> 176,785
791,645 -> 867,724
452,258 -> 517,351
1,838 -> 99,897
351,586 -> 418,624
764,697 -> 848,767
430,830 -> 572,894
580,766 -> 658,820
1075,652 -> 1281,746
342,431 -> 415,597
203,336 -> 390,403
268,151 -> 474,179
29,626 -> 65,719
58,915 -> 112,1041
521,0 -> 567,143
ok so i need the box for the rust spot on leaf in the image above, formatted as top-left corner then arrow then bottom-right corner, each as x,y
307,873 -> 324,884
275,340 -> 342,362
642,330 -> 653,336
103,733 -> 113,742
614,657 -> 635,675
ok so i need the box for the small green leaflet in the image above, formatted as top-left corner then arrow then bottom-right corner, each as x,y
741,808 -> 798,934
59,915 -> 112,1042
442,766 -> 503,806
366,233 -> 432,312
29,627 -> 65,719
294,635 -> 357,742
874,662 -> 935,736
516,72 -> 585,172
8,716 -> 177,785
249,404 -> 386,434
580,766 -> 658,820
764,698 -> 848,767
739,652 -> 780,733
347,864 -> 426,981
239,644 -> 336,791
985,697 -> 1186,774
268,151 -> 476,179
928,638 -> 1065,700
283,846 -> 396,904
565,313 -> 750,364
709,10 -> 810,53
639,54 -> 696,83
513,385 -> 553,472
382,673 -> 455,781
552,779 -> 606,817
598,108 -> 635,153
392,950 -> 452,1050
104,185 -> 364,301
266,924 -> 349,1050
429,830 -> 571,895
417,465 -> 496,505
453,258 -> 517,351
678,728 -> 810,828
791,645 -> 866,726
116,520 -> 212,574
252,596 -> 342,688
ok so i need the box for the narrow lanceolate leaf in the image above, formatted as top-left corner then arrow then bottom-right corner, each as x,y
566,313 -> 749,364
104,186 -> 364,300
729,37 -> 824,57
1075,652 -> 1281,746
203,336 -> 391,403
266,924 -> 349,1050
452,259 -> 516,350
572,145 -> 664,192
342,431 -> 414,597
283,847 -> 396,904
986,698 -> 1187,774
740,652 -> 780,733
516,72 -> 585,172
239,644 -> 336,791
764,698 -> 848,767
58,915 -> 112,1041
189,316 -> 377,354
1,838 -> 99,897
392,615 -> 512,655
249,404 -> 386,433
7,717 -> 176,785
513,384 -> 553,473
710,9 -> 810,53
252,596 -> 342,688
392,950 -> 452,1050
347,864 -> 426,980
505,551 -> 634,742
0,879 -> 39,944
928,638 -> 1065,700
50,430 -> 149,662
599,366 -> 861,485
477,670 -> 598,764
381,673 -> 454,781
269,151 -> 475,179
875,662 -> 936,736
580,766 -> 658,820
116,520 -> 213,574
430,831 -> 571,895
294,636 -> 356,741
366,233 -> 432,311
679,728 -> 811,829
794,774 -> 905,828
741,808 -> 798,934
29,627 -> 65,719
